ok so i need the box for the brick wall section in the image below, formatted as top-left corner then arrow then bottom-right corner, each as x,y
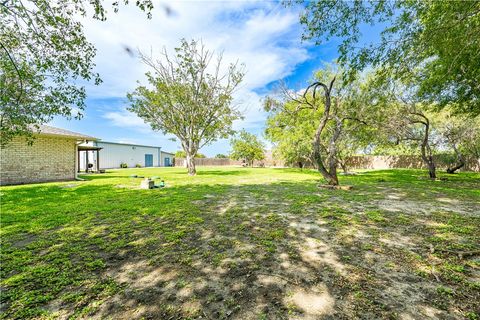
0,136 -> 77,185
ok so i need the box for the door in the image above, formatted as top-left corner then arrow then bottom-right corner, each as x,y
164,157 -> 170,167
145,154 -> 153,167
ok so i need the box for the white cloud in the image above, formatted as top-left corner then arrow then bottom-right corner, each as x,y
103,109 -> 151,133
81,1 -> 309,148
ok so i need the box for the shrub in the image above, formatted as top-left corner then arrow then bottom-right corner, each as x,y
120,163 -> 128,168
135,164 -> 142,168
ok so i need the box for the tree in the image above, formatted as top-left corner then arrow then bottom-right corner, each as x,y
175,150 -> 206,158
175,150 -> 186,158
230,130 -> 265,166
361,74 -> 441,179
265,67 -> 370,185
390,106 -> 439,179
265,100 -> 316,168
265,98 -> 372,172
436,113 -> 480,174
0,0 -> 156,146
128,39 -> 244,175
296,1 -> 480,116
215,154 -> 228,159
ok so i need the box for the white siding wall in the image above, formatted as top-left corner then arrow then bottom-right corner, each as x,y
96,142 -> 161,169
160,151 -> 174,167
79,150 -> 98,171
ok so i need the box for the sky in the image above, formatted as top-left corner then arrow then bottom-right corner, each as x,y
51,1 -> 345,156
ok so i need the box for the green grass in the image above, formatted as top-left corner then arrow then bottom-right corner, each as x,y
1,167 -> 479,319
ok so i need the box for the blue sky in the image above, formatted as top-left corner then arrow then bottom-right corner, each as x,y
51,1 -> 375,156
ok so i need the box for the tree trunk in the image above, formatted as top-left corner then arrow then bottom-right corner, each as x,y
447,144 -> 465,174
186,153 -> 196,176
325,172 -> 339,185
311,78 -> 340,186
415,112 -> 436,179
339,160 -> 348,174
426,159 -> 436,179
447,162 -> 465,174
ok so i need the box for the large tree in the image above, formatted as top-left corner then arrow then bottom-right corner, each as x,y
265,100 -> 317,169
436,113 -> 480,174
230,130 -> 265,167
265,67 -> 370,186
128,39 -> 244,175
361,74 -> 441,179
0,0 -> 156,146
296,1 -> 480,116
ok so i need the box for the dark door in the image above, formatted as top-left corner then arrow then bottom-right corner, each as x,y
145,154 -> 153,167
164,157 -> 170,167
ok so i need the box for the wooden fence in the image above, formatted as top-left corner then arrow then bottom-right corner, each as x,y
174,158 -> 243,167
174,155 -> 480,172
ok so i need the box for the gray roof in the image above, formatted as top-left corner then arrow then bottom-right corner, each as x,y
34,125 -> 97,140
95,141 -> 161,149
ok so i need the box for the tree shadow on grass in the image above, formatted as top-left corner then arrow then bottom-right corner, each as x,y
78,175 -> 129,180
1,172 -> 479,319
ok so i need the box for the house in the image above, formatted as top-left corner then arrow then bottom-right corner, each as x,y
78,141 -> 174,170
0,125 -> 96,185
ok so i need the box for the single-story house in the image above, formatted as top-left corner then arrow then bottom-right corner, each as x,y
78,141 -> 174,170
0,125 -> 97,185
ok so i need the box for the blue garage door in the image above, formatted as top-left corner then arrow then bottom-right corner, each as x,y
164,157 -> 171,167
145,154 -> 153,167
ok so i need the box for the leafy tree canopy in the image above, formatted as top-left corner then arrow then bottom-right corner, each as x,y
230,130 -> 265,166
128,39 -> 244,175
174,150 -> 206,158
0,0 -> 155,145
265,100 -> 317,168
215,154 -> 228,159
297,1 -> 480,115
265,65 -> 379,184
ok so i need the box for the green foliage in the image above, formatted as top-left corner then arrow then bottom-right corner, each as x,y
0,0 -> 154,145
298,1 -> 480,115
436,112 -> 480,159
230,130 -> 265,166
175,150 -> 206,158
265,100 -> 317,167
265,65 -> 376,175
175,150 -> 186,158
128,39 -> 244,175
120,163 -> 128,168
215,154 -> 228,159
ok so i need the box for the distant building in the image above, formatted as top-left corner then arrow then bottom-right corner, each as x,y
0,125 -> 96,185
79,141 -> 174,170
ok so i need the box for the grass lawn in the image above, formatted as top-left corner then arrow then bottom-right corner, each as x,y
1,167 -> 479,319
